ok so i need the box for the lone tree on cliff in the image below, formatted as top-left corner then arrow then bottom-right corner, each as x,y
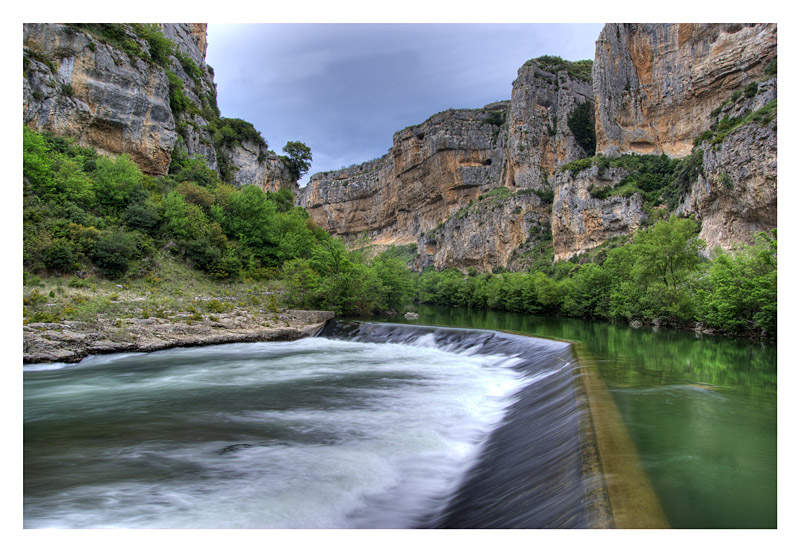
282,141 -> 313,180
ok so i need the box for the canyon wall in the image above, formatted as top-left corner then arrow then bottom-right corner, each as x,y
301,23 -> 776,269
24,23 -> 778,270
23,23 -> 296,193
593,23 -> 776,158
299,105 -> 510,247
299,58 -> 595,270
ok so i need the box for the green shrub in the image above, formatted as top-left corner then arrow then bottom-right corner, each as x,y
764,58 -> 777,77
567,101 -> 595,156
479,187 -> 511,201
123,202 -> 161,233
531,56 -> 593,82
205,299 -> 230,313
42,239 -> 77,273
175,51 -> 202,82
92,231 -> 137,278
484,110 -> 505,126
166,71 -> 194,115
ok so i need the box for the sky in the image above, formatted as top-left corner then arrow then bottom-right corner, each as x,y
205,23 -> 604,185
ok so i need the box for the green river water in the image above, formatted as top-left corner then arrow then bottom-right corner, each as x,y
372,305 -> 777,529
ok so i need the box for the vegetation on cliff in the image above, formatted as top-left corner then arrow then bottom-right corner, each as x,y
23,126 -> 775,339
566,100 -> 596,156
528,55 -> 593,82
561,151 -> 704,210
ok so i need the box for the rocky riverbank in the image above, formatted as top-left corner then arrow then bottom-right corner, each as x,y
23,309 -> 335,365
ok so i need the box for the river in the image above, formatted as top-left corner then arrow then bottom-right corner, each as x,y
23,305 -> 776,529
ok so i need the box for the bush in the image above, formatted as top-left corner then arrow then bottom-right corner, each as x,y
42,239 -> 77,273
567,101 -> 596,156
93,231 -> 137,278
123,202 -> 161,233
531,56 -> 593,82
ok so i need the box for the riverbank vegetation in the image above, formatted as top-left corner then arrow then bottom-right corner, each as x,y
23,126 -> 776,339
416,218 -> 776,340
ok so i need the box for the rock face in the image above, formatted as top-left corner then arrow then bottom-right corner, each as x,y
551,166 -> 647,261
593,23 -> 777,158
223,141 -> 299,194
417,190 -> 552,272
23,23 -> 297,194
24,23 -> 778,270
303,23 -> 777,269
23,23 -> 177,175
300,105 -> 510,246
300,58 -> 595,267
677,79 -> 777,253
504,59 -> 594,189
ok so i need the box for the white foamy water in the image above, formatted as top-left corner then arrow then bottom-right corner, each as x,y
24,337 -> 530,528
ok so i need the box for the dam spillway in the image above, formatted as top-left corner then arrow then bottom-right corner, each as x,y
317,320 -> 611,528
25,320 -> 618,528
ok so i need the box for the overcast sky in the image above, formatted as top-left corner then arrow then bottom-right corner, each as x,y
205,23 -> 604,185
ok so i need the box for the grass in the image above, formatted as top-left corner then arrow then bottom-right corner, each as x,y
23,251 -> 283,325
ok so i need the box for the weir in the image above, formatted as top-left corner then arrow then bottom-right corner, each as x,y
318,320 -> 625,528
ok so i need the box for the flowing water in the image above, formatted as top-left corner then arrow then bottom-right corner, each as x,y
24,326 -> 588,529
24,306 -> 776,529
372,305 -> 778,529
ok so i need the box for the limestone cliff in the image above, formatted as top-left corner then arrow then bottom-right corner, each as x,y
23,23 -> 296,193
299,105 -> 510,246
593,23 -> 776,158
24,23 -> 177,175
551,165 -> 647,261
504,57 -> 594,189
25,23 -> 777,270
300,57 -> 595,268
417,189 -> 552,272
677,78 -> 777,253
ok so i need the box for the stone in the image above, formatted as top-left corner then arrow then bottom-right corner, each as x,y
23,23 -> 298,195
23,310 -> 335,365
593,23 -> 776,158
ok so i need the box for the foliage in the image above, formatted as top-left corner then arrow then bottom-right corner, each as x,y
561,152 -> 703,210
22,127 -> 776,337
697,230 -> 777,337
764,57 -> 777,77
131,24 -> 174,67
92,231 -> 138,278
175,51 -> 203,83
70,24 -> 145,61
209,118 -> 267,150
166,71 -> 194,115
23,127 -> 414,317
530,55 -> 593,82
479,187 -> 511,201
281,141 -> 313,180
70,24 -> 173,68
484,110 -> 505,126
566,101 -> 595,156
411,217 -> 774,339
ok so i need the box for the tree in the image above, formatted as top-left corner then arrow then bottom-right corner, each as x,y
631,217 -> 704,290
698,229 -> 777,336
282,141 -> 313,180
